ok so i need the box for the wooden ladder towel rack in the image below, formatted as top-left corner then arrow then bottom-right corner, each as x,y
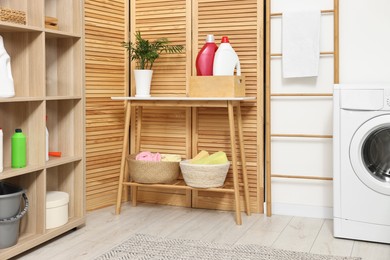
265,0 -> 339,216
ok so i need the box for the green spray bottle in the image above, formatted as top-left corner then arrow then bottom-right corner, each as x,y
11,128 -> 26,168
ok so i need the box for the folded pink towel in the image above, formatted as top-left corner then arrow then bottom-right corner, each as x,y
136,151 -> 161,162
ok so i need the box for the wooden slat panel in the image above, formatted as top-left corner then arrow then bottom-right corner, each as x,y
85,0 -> 128,211
193,0 -> 263,213
130,0 -> 191,207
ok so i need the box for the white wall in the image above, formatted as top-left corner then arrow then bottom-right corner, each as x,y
270,0 -> 390,218
340,0 -> 390,83
270,0 -> 334,218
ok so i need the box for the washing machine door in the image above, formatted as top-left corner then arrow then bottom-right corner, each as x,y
350,114 -> 390,195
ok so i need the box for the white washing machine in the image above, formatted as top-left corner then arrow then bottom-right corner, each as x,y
334,84 -> 390,244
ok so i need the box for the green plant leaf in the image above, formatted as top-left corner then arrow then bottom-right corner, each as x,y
122,31 -> 184,70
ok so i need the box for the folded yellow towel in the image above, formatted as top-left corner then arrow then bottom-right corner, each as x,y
161,154 -> 182,162
190,150 -> 209,163
191,151 -> 228,165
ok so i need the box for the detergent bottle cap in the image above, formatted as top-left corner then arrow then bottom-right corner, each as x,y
206,34 -> 215,43
15,128 -> 22,133
221,36 -> 230,43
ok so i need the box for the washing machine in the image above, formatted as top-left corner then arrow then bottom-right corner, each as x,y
333,84 -> 390,244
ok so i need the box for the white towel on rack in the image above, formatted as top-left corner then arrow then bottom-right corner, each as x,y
282,10 -> 321,78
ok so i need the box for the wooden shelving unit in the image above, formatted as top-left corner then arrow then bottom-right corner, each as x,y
0,0 -> 85,258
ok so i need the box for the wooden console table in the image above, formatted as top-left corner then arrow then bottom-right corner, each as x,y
112,97 -> 255,225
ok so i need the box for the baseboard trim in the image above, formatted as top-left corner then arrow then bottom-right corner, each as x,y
264,202 -> 333,219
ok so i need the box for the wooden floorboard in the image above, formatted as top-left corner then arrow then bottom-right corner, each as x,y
13,203 -> 390,260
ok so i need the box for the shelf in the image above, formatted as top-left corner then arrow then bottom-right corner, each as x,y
45,155 -> 83,169
0,97 -> 45,103
45,29 -> 82,39
0,217 -> 85,259
0,0 -> 85,258
44,216 -> 86,235
45,96 -> 82,101
0,165 -> 45,180
124,180 -> 235,193
0,233 -> 40,259
0,23 -> 42,33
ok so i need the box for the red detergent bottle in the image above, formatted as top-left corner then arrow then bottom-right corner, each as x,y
196,34 -> 218,76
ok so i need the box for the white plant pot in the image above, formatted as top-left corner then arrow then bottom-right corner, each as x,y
134,69 -> 153,97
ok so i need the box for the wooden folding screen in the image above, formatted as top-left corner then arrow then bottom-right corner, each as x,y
130,0 -> 192,206
85,0 -> 129,210
192,0 -> 264,213
130,0 -> 263,213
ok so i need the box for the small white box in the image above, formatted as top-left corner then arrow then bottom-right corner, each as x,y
46,191 -> 69,229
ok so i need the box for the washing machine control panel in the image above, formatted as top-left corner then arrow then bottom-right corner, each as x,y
385,89 -> 390,109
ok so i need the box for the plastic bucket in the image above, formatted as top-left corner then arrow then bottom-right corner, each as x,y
0,182 -> 29,249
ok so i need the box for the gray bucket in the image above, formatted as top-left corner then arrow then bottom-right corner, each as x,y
0,182 -> 29,249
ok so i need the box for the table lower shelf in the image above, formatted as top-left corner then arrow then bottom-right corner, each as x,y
123,180 -> 236,193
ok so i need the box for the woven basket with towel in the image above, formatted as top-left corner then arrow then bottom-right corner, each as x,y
127,153 -> 180,184
180,160 -> 230,188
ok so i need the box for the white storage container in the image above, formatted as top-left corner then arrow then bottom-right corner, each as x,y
46,191 -> 69,229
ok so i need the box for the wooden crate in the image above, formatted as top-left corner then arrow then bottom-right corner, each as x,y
0,8 -> 26,25
189,76 -> 245,97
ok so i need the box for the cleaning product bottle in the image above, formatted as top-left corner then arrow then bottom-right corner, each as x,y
213,36 -> 241,76
0,35 -> 15,98
195,34 -> 218,76
0,128 -> 3,173
46,116 -> 49,161
11,128 -> 26,168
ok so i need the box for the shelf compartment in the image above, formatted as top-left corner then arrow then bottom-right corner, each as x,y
0,1 -> 43,27
1,31 -> 45,98
45,0 -> 82,34
46,99 -> 83,158
0,101 -> 45,168
45,37 -> 82,97
46,161 -> 84,225
1,170 -> 46,241
0,233 -> 40,259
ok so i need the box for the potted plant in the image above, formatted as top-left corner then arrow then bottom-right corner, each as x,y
122,31 -> 184,97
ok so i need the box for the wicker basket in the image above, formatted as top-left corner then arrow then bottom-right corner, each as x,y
0,8 -> 26,25
127,154 -> 180,184
180,160 -> 230,188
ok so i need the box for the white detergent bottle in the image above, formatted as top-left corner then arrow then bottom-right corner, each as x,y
0,35 -> 15,98
213,36 -> 241,76
0,128 -> 3,172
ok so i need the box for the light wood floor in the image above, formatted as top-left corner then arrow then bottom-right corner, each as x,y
14,203 -> 390,260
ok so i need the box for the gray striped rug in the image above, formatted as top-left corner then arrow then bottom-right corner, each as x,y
95,233 -> 362,260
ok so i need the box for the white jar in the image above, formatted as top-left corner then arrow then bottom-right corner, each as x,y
46,191 -> 69,229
